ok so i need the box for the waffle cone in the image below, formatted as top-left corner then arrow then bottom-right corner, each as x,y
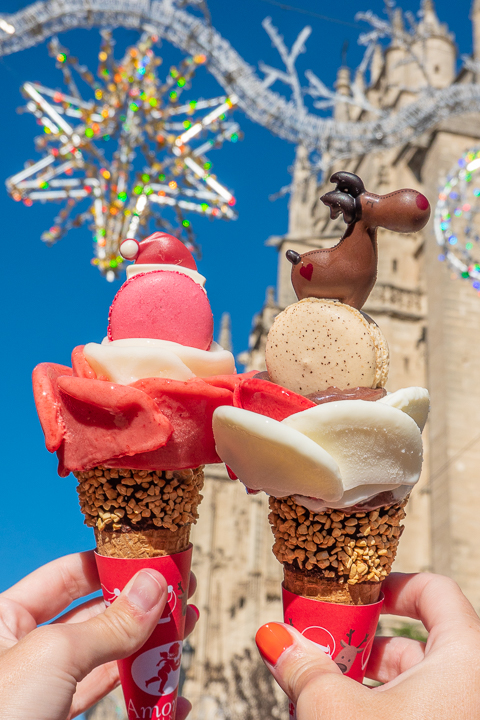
94,524 -> 191,558
75,466 -> 204,558
269,495 -> 408,606
283,565 -> 382,605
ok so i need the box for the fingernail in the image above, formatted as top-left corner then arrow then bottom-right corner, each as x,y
126,570 -> 165,613
190,604 -> 200,620
255,623 -> 294,666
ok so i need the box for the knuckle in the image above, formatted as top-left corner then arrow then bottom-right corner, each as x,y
284,648 -> 340,700
292,666 -> 341,705
0,597 -> 24,622
96,600 -> 143,649
421,572 -> 458,593
0,598 -> 23,634
30,624 -> 58,650
420,572 -> 468,608
297,673 -> 363,719
28,624 -> 74,666
58,559 -> 83,605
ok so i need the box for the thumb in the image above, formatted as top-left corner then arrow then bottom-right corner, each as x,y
255,623 -> 367,715
66,568 -> 168,680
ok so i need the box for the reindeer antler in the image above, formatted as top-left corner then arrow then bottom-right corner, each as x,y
357,633 -> 369,648
345,629 -> 355,645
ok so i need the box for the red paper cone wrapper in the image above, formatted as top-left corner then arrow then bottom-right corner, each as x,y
95,546 -> 192,720
282,586 -> 383,720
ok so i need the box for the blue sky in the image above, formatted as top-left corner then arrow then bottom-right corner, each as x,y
0,0 -> 472,615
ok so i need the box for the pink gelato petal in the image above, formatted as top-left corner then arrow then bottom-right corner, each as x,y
56,376 -> 173,475
106,377 -> 234,470
71,345 -> 97,379
32,363 -> 72,453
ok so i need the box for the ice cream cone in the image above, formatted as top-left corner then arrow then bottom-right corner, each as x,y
33,231 -> 241,720
269,494 -> 407,605
75,465 -> 204,720
269,494 -> 404,715
94,525 -> 191,558
210,173 -> 431,720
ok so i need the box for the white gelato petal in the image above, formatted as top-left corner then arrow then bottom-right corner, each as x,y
294,484 -> 410,512
283,400 -> 423,492
84,338 -> 235,384
378,387 -> 430,431
84,343 -> 194,383
212,406 -> 343,502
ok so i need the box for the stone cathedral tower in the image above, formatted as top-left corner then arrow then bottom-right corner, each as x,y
87,2 -> 480,718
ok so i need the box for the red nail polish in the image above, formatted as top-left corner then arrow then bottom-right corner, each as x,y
256,623 -> 294,666
190,604 -> 200,620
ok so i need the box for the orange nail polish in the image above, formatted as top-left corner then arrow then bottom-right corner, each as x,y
255,623 -> 294,666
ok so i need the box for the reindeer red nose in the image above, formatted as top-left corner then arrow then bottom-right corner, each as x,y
416,193 -> 429,211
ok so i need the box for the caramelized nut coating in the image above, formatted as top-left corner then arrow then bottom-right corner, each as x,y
269,495 -> 407,584
75,466 -> 204,532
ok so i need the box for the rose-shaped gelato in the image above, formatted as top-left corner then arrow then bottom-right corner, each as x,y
213,387 -> 429,510
33,348 -> 244,476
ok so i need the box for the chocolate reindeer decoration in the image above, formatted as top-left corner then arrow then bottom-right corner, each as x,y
286,172 -> 431,310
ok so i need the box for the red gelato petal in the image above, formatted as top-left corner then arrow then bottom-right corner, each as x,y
106,377 -> 233,470
56,376 -> 173,476
234,377 -> 316,420
32,363 -> 72,452
71,346 -> 97,379
202,370 -> 257,393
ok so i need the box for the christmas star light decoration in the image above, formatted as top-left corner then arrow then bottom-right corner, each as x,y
435,146 -> 480,294
6,31 -> 240,280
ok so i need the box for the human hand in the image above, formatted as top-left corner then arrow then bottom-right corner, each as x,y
255,572 -> 480,719
0,551 -> 198,720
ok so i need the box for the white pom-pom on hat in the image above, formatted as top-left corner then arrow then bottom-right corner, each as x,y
120,238 -> 140,260
120,233 -> 207,290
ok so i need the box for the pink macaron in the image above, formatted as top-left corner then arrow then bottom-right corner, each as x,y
108,270 -> 214,350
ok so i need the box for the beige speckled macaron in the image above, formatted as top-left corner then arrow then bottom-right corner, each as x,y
265,299 -> 389,396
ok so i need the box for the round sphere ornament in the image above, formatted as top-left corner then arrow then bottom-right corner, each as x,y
435,147 -> 480,294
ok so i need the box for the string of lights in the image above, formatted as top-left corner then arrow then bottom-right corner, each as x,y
2,0 -> 480,161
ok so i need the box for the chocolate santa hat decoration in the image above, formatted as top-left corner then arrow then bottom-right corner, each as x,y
120,232 -> 205,286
